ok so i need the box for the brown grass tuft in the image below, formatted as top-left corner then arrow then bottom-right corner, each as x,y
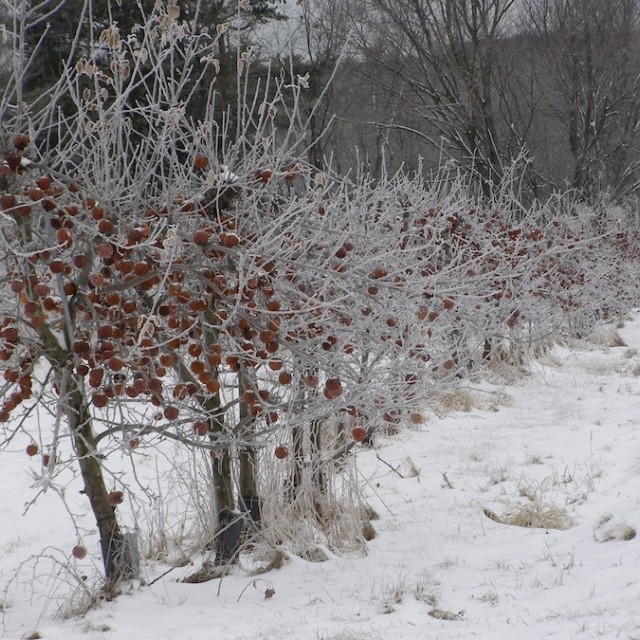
594,514 -> 637,542
484,502 -> 572,530
502,502 -> 572,530
588,328 -> 626,348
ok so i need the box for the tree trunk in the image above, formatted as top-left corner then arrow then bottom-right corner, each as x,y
238,372 -> 261,530
203,382 -> 237,564
309,417 -> 326,521
61,370 -> 125,582
309,418 -> 326,495
288,424 -> 305,501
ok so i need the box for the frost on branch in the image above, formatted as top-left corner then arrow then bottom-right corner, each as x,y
2,0 -> 640,584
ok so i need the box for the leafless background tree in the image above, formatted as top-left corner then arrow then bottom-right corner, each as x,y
525,0 -> 640,199
5,0 -> 640,201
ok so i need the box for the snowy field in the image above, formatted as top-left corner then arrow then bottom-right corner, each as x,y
2,313 -> 640,640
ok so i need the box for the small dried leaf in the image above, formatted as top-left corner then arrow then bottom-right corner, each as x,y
264,587 -> 275,599
200,55 -> 220,74
99,25 -> 121,49
75,59 -> 97,78
135,48 -> 149,64
120,60 -> 131,80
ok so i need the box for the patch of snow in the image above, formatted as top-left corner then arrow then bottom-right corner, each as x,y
3,314 -> 640,639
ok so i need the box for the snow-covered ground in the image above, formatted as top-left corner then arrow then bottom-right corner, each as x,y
3,313 -> 640,640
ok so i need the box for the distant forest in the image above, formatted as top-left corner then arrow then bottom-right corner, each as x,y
3,0 -> 640,202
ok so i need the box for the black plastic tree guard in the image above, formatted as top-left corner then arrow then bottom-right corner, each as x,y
239,495 -> 262,530
214,509 -> 244,566
100,532 -> 140,581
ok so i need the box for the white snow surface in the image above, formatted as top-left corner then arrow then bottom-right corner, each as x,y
3,313 -> 640,640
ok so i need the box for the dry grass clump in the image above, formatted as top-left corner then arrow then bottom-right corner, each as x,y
432,387 -> 513,415
428,608 -> 463,621
376,575 -> 407,614
594,514 -> 637,542
583,360 -> 617,375
535,349 -> 563,368
484,501 -> 573,530
436,389 -> 477,412
503,502 -> 572,530
255,453 -> 370,563
587,327 -> 627,348
247,548 -> 287,575
319,633 -> 374,640
486,341 -> 527,369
